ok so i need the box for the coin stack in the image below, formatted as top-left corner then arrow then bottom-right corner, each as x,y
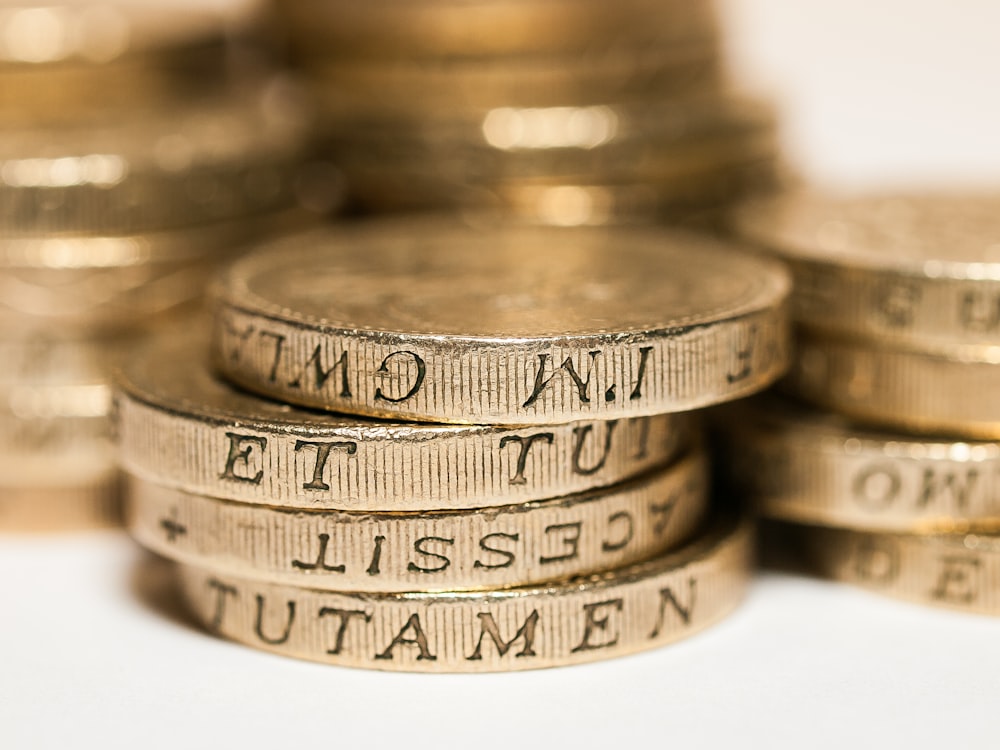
717,190 -> 1000,617
272,0 -> 778,226
116,220 -> 791,671
0,2 -> 333,531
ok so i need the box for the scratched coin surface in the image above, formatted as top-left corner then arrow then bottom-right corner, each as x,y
116,336 -> 691,510
738,191 -> 1000,347
126,449 -> 707,592
212,221 -> 791,424
176,513 -> 751,672
715,395 -> 1000,532
786,332 -> 1000,439
773,521 -> 1000,616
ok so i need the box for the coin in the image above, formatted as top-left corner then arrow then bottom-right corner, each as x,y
278,0 -> 719,61
774,521 -> 1000,616
786,332 -> 1000,438
0,79 -> 309,235
127,449 -> 707,592
737,191 -> 1000,348
715,395 -> 1000,532
176,512 -> 751,672
309,48 -> 721,125
0,2 -> 249,122
116,335 -> 692,510
211,220 -> 791,424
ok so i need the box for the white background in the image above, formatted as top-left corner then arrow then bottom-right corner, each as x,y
4,2 -> 1000,748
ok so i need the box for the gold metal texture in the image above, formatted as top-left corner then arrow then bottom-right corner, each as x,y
737,191 -> 1000,348
715,395 -> 1000,532
116,335 -> 693,510
785,330 -> 1000,439
0,79 -> 309,235
176,512 -> 751,672
127,449 -> 708,592
774,521 -> 1000,616
277,0 -> 719,61
211,220 -> 792,424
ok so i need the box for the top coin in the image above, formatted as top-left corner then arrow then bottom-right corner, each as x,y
737,190 -> 1000,347
212,220 -> 791,424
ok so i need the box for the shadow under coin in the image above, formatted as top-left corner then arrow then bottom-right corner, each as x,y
129,550 -> 203,634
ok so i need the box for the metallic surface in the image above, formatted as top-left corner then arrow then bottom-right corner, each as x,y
116,336 -> 692,510
212,221 -> 792,424
176,513 -> 752,672
126,450 -> 707,592
716,396 -> 1000,532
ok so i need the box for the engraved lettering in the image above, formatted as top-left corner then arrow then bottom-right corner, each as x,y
629,346 -> 654,400
727,325 -> 757,383
601,511 -> 634,553
206,578 -> 237,630
523,351 -> 600,408
220,433 -> 267,485
159,510 -> 186,542
318,608 -> 371,655
294,440 -> 358,491
571,599 -> 623,653
540,522 -> 582,565
959,290 -> 1000,333
288,346 -> 350,396
366,535 -> 386,576
918,468 -> 978,511
218,318 -> 255,364
874,281 -> 921,328
260,330 -> 286,382
375,614 -> 436,661
291,533 -> 346,573
851,463 -> 902,510
571,421 -> 617,476
499,433 -> 554,485
474,532 -> 519,570
649,496 -> 678,535
931,556 -> 980,604
853,538 -> 899,585
407,536 -> 454,574
254,595 -> 296,645
649,578 -> 697,638
631,416 -> 652,460
374,351 -> 426,403
467,611 -> 539,660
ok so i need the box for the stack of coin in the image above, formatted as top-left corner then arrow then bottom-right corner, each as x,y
273,0 -> 778,226
717,190 -> 1000,616
0,1 -> 339,531
116,220 -> 792,671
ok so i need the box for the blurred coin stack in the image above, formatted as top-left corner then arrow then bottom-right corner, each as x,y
117,220 -> 791,671
718,191 -> 1000,616
0,1 -> 335,531
273,0 -> 777,226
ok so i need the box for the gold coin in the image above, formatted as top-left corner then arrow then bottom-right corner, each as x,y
737,191 -> 1000,348
279,0 -> 718,61
309,48 -> 720,125
0,208 -> 332,335
0,80 -> 309,235
0,3 -> 255,124
716,395 -> 1000,532
212,220 -> 791,424
116,335 -> 692,510
127,449 -> 707,593
775,521 -> 1000,616
175,512 -> 750,672
786,332 -> 1000,438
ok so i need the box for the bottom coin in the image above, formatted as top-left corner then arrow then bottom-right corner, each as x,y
176,513 -> 751,672
0,472 -> 122,532
773,521 -> 1000,616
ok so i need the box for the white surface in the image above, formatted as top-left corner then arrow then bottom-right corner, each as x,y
2,532 -> 998,749
6,3 -> 1000,748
